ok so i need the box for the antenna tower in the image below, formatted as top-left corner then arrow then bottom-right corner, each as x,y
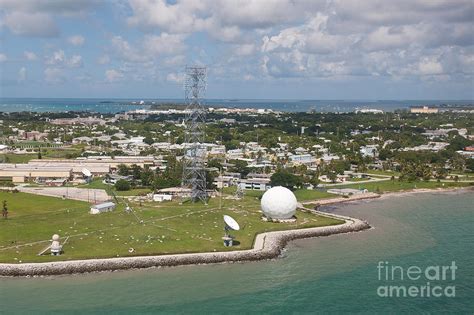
181,66 -> 208,203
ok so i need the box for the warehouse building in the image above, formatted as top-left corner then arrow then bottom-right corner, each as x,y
0,164 -> 72,183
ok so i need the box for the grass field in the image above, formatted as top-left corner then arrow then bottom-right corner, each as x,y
0,154 -> 37,164
222,187 -> 334,201
0,147 -> 82,164
77,178 -> 151,196
0,190 -> 343,263
337,180 -> 471,193
364,170 -> 400,177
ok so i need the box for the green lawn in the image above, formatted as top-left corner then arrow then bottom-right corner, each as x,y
337,180 -> 471,193
0,154 -> 37,163
364,170 -> 400,177
293,189 -> 334,201
0,190 -> 343,263
115,188 -> 151,196
222,186 -> 334,202
0,148 -> 82,164
77,178 -> 151,196
76,178 -> 110,189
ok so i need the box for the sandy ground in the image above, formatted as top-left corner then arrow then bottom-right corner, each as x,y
16,186 -> 110,204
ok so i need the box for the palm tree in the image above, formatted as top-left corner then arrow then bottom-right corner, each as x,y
2,200 -> 8,219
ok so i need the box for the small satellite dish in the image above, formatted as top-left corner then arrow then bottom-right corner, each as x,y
224,215 -> 240,231
82,168 -> 92,177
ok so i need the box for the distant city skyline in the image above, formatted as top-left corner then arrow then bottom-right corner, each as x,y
0,0 -> 473,100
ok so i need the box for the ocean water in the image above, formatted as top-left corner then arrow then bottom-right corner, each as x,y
0,98 -> 472,113
0,190 -> 473,314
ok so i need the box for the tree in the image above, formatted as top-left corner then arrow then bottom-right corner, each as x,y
130,164 -> 142,180
140,168 -> 154,186
206,171 -> 217,189
115,179 -> 131,191
309,171 -> 320,187
270,170 -> 303,190
466,158 -> 474,173
327,172 -> 337,183
207,159 -> 223,170
2,200 -> 8,219
230,159 -> 250,177
117,164 -> 130,176
37,148 -> 42,159
143,135 -> 154,145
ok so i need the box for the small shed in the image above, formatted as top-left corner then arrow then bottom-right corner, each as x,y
153,194 -> 173,202
90,202 -> 116,214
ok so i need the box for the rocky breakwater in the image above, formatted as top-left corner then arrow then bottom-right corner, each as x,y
0,213 -> 370,277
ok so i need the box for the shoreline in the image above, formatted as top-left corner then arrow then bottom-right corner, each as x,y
1,186 -> 471,277
377,186 -> 472,199
0,212 -> 369,277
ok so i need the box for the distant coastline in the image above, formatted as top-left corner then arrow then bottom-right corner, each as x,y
0,97 -> 472,113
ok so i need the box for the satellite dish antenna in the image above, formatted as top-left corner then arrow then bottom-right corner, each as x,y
224,215 -> 240,231
82,168 -> 92,177
223,215 -> 239,247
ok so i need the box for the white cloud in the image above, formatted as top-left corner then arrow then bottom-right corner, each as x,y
111,33 -> 185,63
44,67 -> 65,84
46,50 -> 66,66
166,72 -> 185,83
0,53 -> 7,62
127,0 -> 205,34
3,12 -> 59,37
45,50 -> 83,67
0,0 -> 100,15
126,0 -> 323,37
2,0 -> 472,91
105,69 -> 124,82
0,0 -> 99,37
164,55 -> 186,66
143,33 -> 185,55
418,57 -> 444,76
68,35 -> 85,46
97,55 -> 110,65
69,55 -> 83,68
24,51 -> 37,60
18,67 -> 27,82
111,36 -> 148,63
234,44 -> 256,56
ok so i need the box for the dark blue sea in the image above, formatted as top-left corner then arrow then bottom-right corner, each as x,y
0,98 -> 472,113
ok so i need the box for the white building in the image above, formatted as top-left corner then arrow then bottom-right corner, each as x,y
360,145 -> 378,158
90,202 -> 116,214
153,194 -> 173,202
289,154 -> 317,166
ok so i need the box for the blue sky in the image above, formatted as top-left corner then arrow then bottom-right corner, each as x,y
0,0 -> 473,99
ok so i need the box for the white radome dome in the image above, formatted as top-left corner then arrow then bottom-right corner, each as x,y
261,186 -> 297,220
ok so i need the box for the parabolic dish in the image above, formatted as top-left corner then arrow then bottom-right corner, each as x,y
82,168 -> 92,177
224,215 -> 240,230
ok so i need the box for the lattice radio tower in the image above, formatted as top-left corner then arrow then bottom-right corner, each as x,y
181,66 -> 208,203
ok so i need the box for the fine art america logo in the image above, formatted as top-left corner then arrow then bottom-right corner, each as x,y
377,261 -> 457,298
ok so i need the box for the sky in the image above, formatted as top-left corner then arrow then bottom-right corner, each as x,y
0,0 -> 473,100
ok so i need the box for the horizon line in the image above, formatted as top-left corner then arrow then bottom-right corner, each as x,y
1,97 -> 473,102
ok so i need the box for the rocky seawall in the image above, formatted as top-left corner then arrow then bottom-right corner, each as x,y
0,212 -> 369,277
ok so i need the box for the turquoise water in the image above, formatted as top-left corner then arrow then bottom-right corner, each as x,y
0,191 -> 473,314
1,98 -> 472,113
